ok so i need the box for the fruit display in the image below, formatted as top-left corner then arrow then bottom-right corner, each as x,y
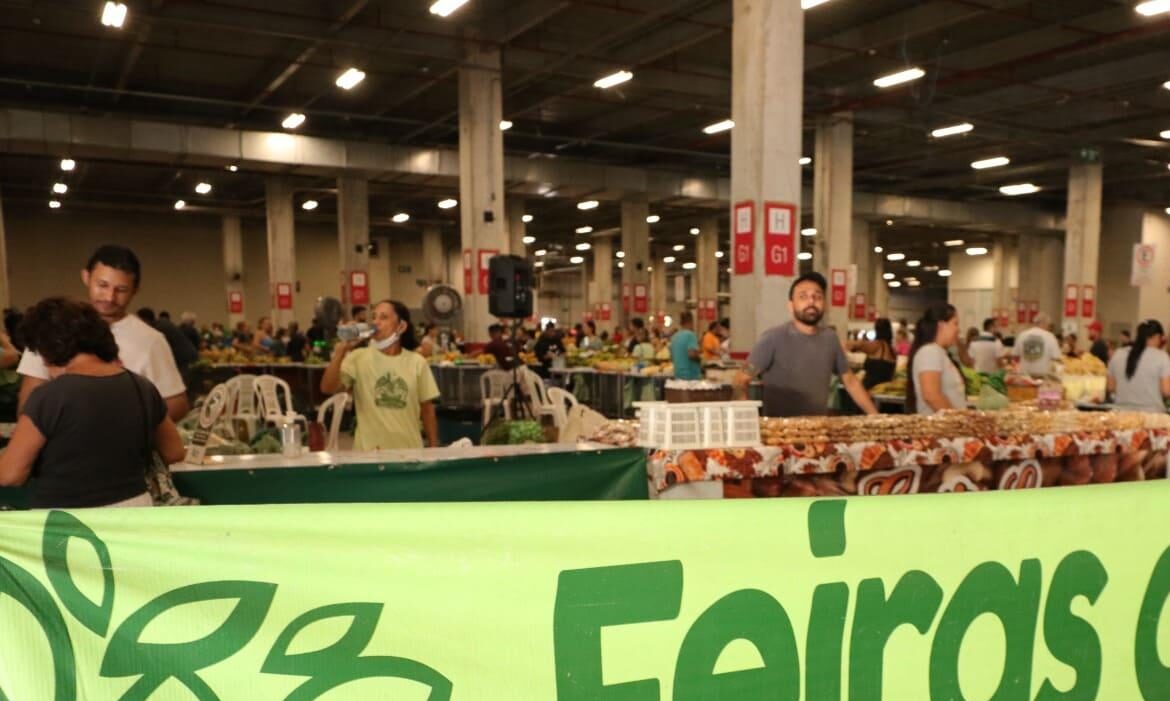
1062,353 -> 1107,376
199,348 -> 254,365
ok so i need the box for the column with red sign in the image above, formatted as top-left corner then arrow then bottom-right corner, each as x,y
1081,285 -> 1095,319
830,269 -> 847,308
349,271 -> 370,306
1064,284 -> 1080,319
733,201 -> 755,276
633,284 -> 648,314
764,202 -> 796,277
622,283 -> 631,314
462,250 -> 473,295
851,294 -> 866,320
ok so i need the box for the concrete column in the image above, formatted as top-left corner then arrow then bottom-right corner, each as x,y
1137,210 -> 1170,324
849,217 -> 871,327
0,190 -> 10,311
593,236 -> 614,328
422,226 -> 445,285
695,217 -> 720,315
222,215 -> 246,327
458,43 -> 507,341
651,255 -> 667,325
992,241 -> 1012,325
507,198 -> 527,259
1062,161 -> 1103,335
873,257 -> 889,318
620,197 -> 651,325
337,176 -> 370,308
813,112 -> 854,337
729,0 -> 804,354
265,177 -> 297,328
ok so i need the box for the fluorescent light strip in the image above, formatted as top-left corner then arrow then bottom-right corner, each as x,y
594,70 -> 633,89
1161,130 -> 1170,139
49,200 -> 61,209
499,120 -> 513,131
873,67 -> 925,88
883,273 -> 895,280
886,253 -> 905,261
1136,0 -> 1170,16
174,200 -> 186,210
429,0 -> 470,17
801,228 -> 816,237
663,256 -> 676,264
939,269 -> 952,277
799,156 -> 812,166
907,260 -> 921,267
301,200 -> 318,211
570,256 -> 585,264
944,240 -> 965,247
575,226 -> 593,234
798,252 -> 813,261
672,244 -> 685,252
195,182 -> 212,195
392,213 -> 410,223
682,262 -> 697,270
702,119 -> 734,135
576,243 -> 592,251
802,0 -> 833,8
521,214 -> 533,223
971,156 -> 1010,170
966,247 -> 989,256
999,183 -> 1040,196
438,198 -> 458,209
522,236 -> 535,245
60,159 -> 76,171
646,215 -> 660,224
282,113 -> 305,129
335,68 -> 365,90
101,2 -> 127,28
577,200 -> 599,210
888,281 -> 902,288
52,183 -> 68,194
931,123 -> 973,138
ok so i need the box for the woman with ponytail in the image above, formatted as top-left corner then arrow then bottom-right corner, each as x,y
907,303 -> 965,415
1107,319 -> 1170,412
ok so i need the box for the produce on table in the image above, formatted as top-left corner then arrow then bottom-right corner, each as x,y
481,419 -> 547,445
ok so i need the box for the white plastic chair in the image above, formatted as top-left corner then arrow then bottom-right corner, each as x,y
253,374 -> 298,422
316,392 -> 352,452
480,370 -> 513,427
221,374 -> 261,439
546,387 -> 579,429
518,367 -> 558,425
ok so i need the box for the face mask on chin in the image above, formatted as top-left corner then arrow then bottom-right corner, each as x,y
372,324 -> 405,351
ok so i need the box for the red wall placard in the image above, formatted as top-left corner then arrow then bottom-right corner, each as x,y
852,293 -> 867,320
600,302 -> 612,322
1064,284 -> 1079,318
634,284 -> 648,314
349,270 -> 369,305
701,299 -> 718,322
1081,285 -> 1095,319
1017,301 -> 1027,324
228,291 -> 243,314
462,249 -> 473,295
275,283 -> 293,311
830,268 -> 848,308
478,249 -> 498,296
764,201 -> 796,277
733,200 -> 755,275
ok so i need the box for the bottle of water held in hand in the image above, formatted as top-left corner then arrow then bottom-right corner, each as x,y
337,322 -> 375,343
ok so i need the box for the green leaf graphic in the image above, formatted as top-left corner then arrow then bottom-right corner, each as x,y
43,510 -> 115,637
0,556 -> 76,701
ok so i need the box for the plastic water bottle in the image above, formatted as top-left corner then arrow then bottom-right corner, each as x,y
337,322 -> 375,343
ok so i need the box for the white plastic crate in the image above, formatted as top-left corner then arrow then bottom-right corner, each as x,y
634,401 -> 763,450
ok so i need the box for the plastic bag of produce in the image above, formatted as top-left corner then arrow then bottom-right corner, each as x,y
975,384 -> 1010,411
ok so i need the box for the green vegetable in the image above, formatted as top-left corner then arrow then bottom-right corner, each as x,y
482,419 -> 546,445
976,384 -> 1010,411
979,370 -> 1007,395
961,366 -> 982,396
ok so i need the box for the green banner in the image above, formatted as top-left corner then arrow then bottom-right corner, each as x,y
3,482 -> 1170,699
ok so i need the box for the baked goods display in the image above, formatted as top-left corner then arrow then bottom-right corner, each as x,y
663,380 -> 733,403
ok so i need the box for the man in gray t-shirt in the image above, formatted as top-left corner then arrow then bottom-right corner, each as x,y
739,273 -> 878,417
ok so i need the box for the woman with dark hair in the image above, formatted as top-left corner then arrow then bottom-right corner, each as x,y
907,304 -> 965,415
321,299 -> 440,449
1107,319 -> 1170,412
848,318 -> 897,390
0,298 -> 185,508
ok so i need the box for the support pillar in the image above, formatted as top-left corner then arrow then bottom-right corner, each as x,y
729,0 -> 804,354
337,176 -> 370,311
992,241 -> 1012,327
849,217 -> 872,327
813,112 -> 854,337
0,190 -> 10,310
422,226 -> 445,285
651,255 -> 667,327
265,177 -> 296,328
458,43 -> 507,341
222,215 -> 245,328
695,217 -> 719,321
1063,160 -> 1103,335
620,197 -> 651,326
593,236 -> 614,330
507,198 -> 527,259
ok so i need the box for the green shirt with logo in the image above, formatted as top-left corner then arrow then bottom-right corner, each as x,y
341,347 -> 440,450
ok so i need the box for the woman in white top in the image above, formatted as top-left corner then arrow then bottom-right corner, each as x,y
1107,319 -> 1170,412
908,304 -> 966,415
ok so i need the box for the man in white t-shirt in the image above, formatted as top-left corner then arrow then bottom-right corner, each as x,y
1012,313 -> 1062,377
968,318 -> 1006,374
17,245 -> 189,420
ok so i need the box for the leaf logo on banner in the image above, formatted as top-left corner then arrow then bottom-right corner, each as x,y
43,510 -> 116,637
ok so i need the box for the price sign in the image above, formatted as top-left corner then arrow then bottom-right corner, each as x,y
634,284 -> 648,314
830,268 -> 847,308
228,291 -> 243,315
349,270 -> 369,305
600,303 -> 612,322
1017,301 -> 1028,324
1081,285 -> 1095,319
852,293 -> 867,320
764,202 -> 796,277
276,283 -> 293,310
733,200 -> 754,275
1064,284 -> 1079,318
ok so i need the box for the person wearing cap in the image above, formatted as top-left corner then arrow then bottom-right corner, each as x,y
735,272 -> 878,417
1088,320 -> 1109,365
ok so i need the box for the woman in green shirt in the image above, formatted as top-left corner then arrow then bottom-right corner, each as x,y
321,300 -> 440,450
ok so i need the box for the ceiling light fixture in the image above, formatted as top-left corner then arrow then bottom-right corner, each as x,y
971,156 -> 1010,170
999,183 -> 1040,196
799,157 -> 812,166
438,198 -> 458,209
939,269 -> 953,277
281,113 -> 306,129
944,239 -> 965,247
522,235 -> 535,245
1160,130 -> 1170,139
931,123 -> 974,138
227,164 -> 238,172
715,251 -> 724,259
335,68 -> 366,90
570,256 -> 585,264
886,253 -> 905,261
521,214 -> 533,223
873,67 -> 925,88
575,226 -> 593,234
576,243 -> 592,251
886,220 -> 894,226
802,0 -> 833,8
702,119 -> 735,135
49,200 -> 61,209
101,1 -> 127,28
646,215 -> 660,224
906,280 -> 921,287
617,261 -> 625,268
907,260 -> 921,267
52,183 -> 68,195
888,280 -> 902,288
534,261 -> 545,268
801,228 -> 817,237
195,182 -> 212,195
673,244 -> 685,252
594,70 -> 633,89
689,227 -> 700,235
966,246 -> 989,256
616,251 -> 625,258
682,262 -> 697,270
392,213 -> 410,223
174,200 -> 186,210
1136,0 -> 1170,16
798,252 -> 813,261
1163,80 -> 1170,90
883,273 -> 895,280
577,200 -> 599,210
499,120 -> 513,131
874,246 -> 884,253
60,158 -> 75,171
429,0 -> 470,17
302,200 -> 318,211
535,249 -> 547,257
663,256 -> 676,264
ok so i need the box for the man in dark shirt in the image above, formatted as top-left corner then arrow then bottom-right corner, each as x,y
286,321 -> 308,362
178,312 -> 202,350
534,322 -> 566,378
137,308 -> 199,372
483,324 -> 517,370
626,317 -> 645,354
1088,320 -> 1109,365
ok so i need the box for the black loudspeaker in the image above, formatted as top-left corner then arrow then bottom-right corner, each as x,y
488,254 -> 533,318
